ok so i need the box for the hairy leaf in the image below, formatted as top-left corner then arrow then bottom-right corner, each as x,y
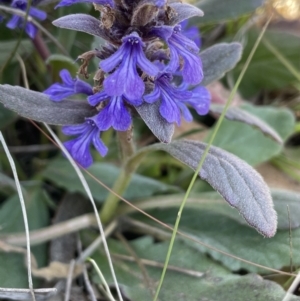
168,3 -> 204,25
53,14 -> 111,41
198,0 -> 265,23
201,43 -> 242,86
0,85 -> 96,125
151,140 -> 277,237
134,101 -> 175,143
206,104 -> 295,165
210,104 -> 283,144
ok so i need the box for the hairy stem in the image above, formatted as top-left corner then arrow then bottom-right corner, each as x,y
100,129 -> 136,223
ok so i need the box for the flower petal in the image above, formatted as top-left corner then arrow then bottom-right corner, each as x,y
160,92 -> 181,125
43,83 -> 74,101
100,45 -> 124,73
62,123 -> 87,135
64,137 -> 93,168
6,15 -> 20,29
144,85 -> 160,104
96,96 -> 131,131
29,7 -> 47,20
56,0 -> 113,8
87,91 -> 109,106
60,69 -> 74,86
74,79 -> 93,95
92,133 -> 108,157
186,86 -> 211,115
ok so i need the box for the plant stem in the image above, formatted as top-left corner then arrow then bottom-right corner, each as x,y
100,129 -> 136,223
32,31 -> 50,61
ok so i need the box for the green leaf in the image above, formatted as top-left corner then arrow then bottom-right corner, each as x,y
91,237 -> 299,300
198,0 -> 265,23
207,104 -> 295,165
0,105 -> 16,129
233,31 -> 300,97
0,184 -> 50,287
0,40 -> 33,65
271,190 -> 300,230
41,158 -> 181,202
46,54 -> 78,75
131,190 -> 300,230
146,207 -> 300,274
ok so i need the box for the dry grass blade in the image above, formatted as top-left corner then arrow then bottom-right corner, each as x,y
83,264 -> 97,301
64,260 -> 75,301
77,220 -> 117,263
0,132 -> 36,301
282,272 -> 300,301
112,253 -> 204,278
1,213 -> 96,246
0,288 -> 57,301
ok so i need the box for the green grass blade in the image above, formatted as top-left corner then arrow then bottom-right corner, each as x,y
153,16 -> 273,301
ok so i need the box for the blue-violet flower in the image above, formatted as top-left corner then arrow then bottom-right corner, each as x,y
62,118 -> 108,168
100,32 -> 159,101
88,90 -> 142,131
44,69 -> 93,102
6,0 -> 46,38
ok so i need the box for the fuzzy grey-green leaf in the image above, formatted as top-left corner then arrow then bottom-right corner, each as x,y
135,101 -> 175,143
201,43 -> 242,86
210,104 -> 283,144
155,140 -> 277,237
167,3 -> 204,25
53,14 -> 111,41
0,85 -> 96,125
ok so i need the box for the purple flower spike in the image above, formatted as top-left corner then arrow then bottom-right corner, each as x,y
100,32 -> 159,101
44,69 -> 93,102
88,90 -> 142,131
6,0 -> 47,39
62,118 -> 108,168
144,73 -> 192,125
55,0 -> 114,9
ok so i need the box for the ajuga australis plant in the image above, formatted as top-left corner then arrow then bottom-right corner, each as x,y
0,0 -> 278,239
